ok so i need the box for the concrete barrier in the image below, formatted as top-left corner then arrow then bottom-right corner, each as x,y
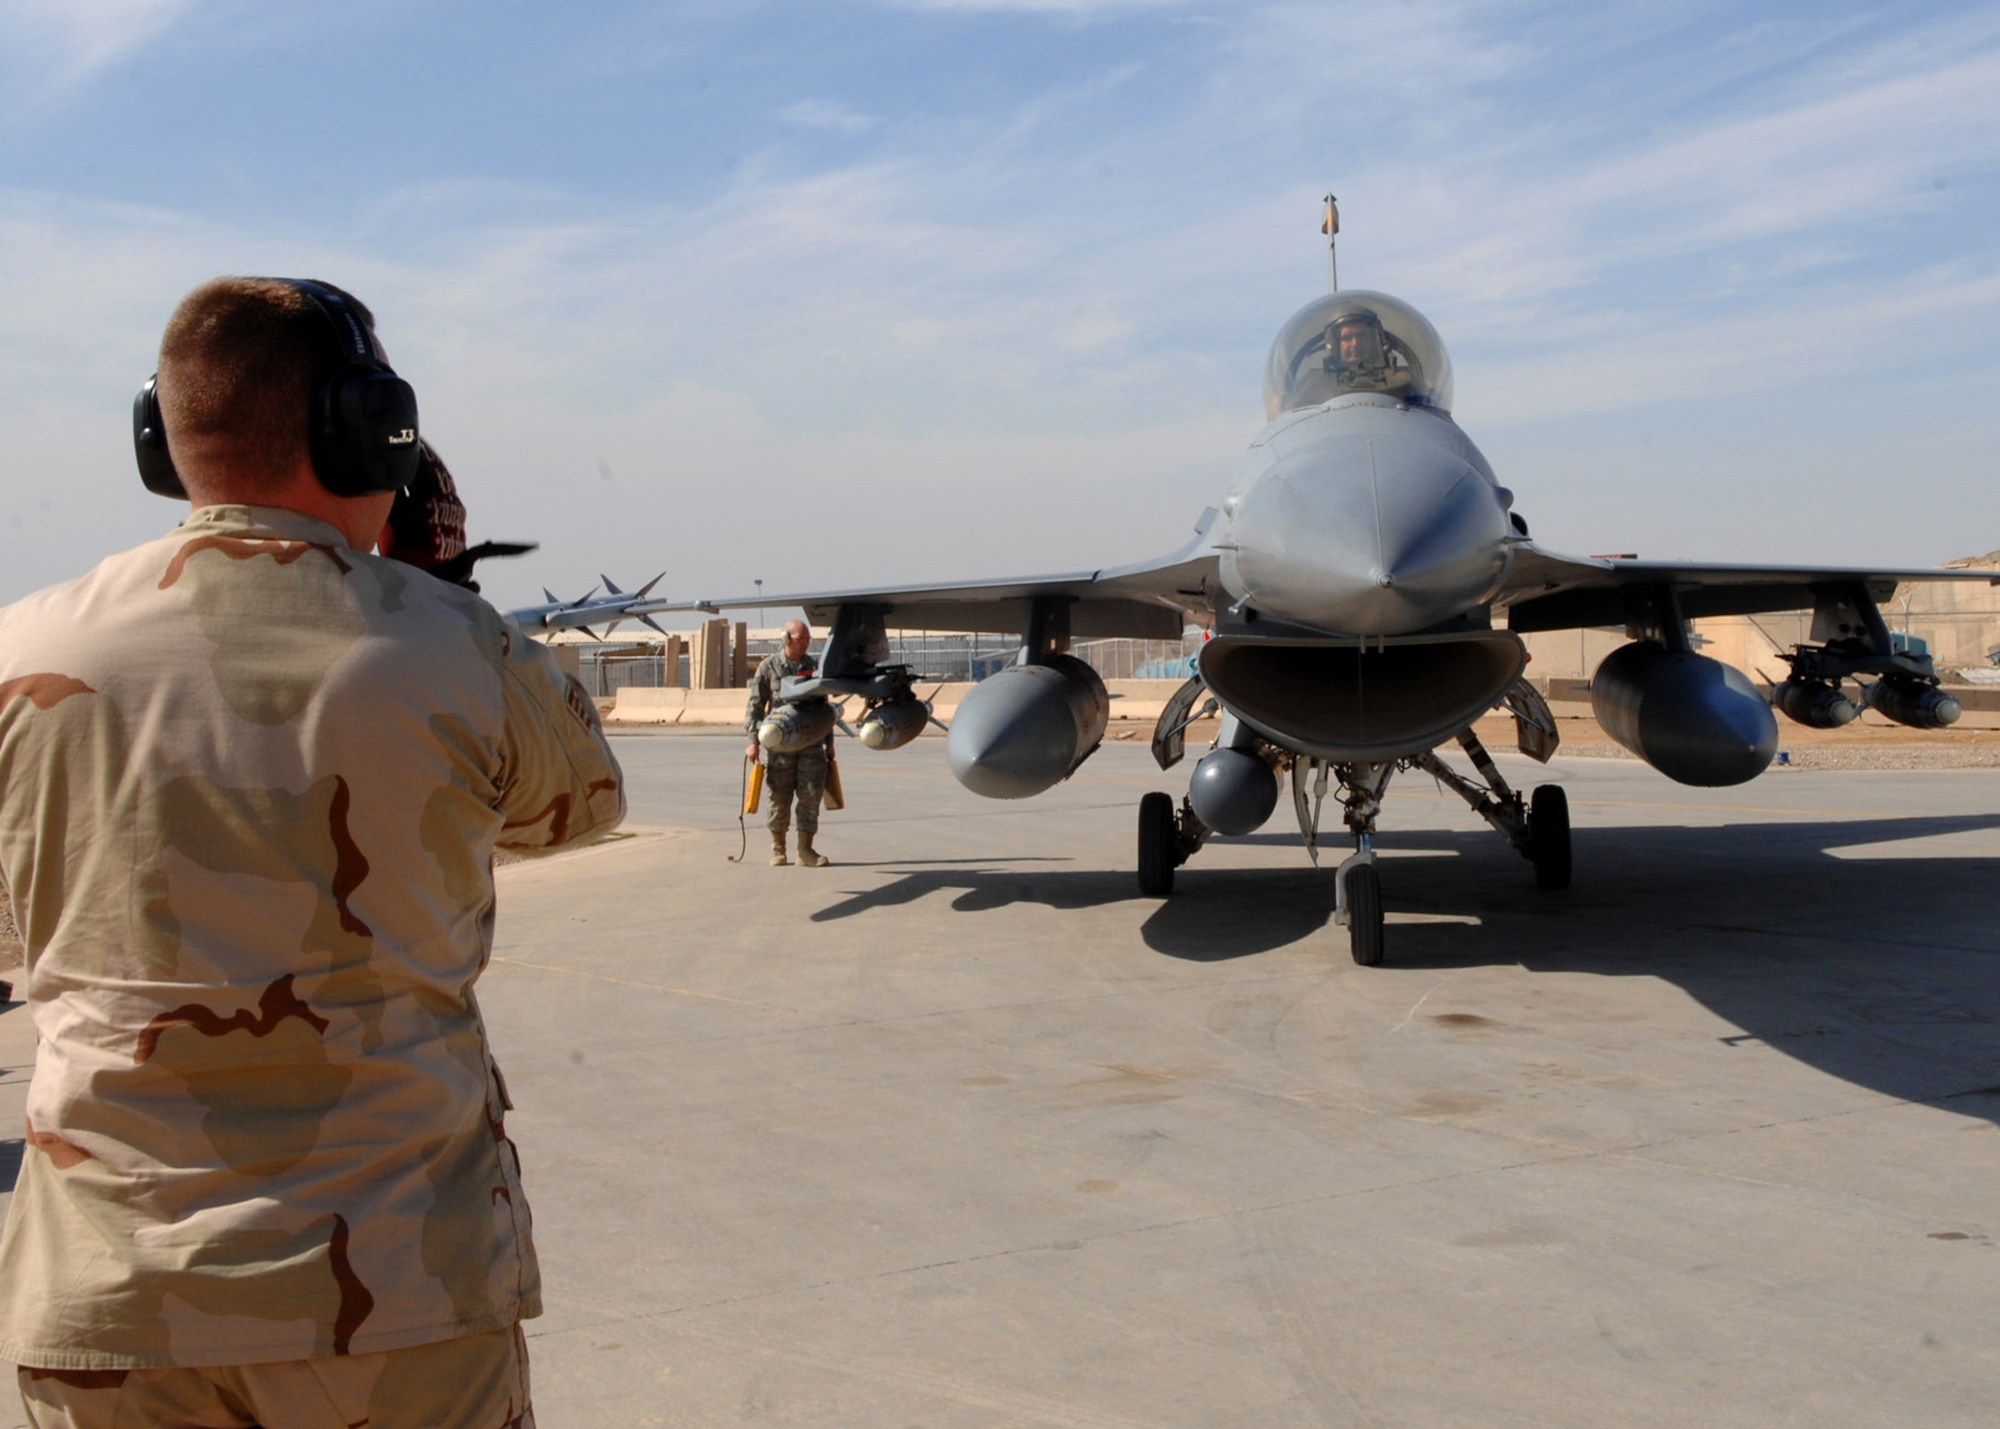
611,678 -> 1195,729
681,690 -> 749,726
607,687 -> 749,726
607,688 -> 685,724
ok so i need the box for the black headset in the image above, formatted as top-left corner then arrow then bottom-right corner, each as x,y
133,278 -> 421,500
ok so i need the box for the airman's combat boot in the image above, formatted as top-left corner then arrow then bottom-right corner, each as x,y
770,832 -> 790,866
796,834 -> 829,868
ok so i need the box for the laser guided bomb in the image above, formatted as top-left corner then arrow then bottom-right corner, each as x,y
757,697 -> 838,754
856,696 -> 929,751
1775,677 -> 1860,729
1865,676 -> 1961,729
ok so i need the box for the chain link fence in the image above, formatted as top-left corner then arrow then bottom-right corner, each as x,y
572,632 -> 1204,697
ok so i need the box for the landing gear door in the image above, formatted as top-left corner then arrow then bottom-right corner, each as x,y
1151,674 -> 1211,771
1504,678 -> 1560,764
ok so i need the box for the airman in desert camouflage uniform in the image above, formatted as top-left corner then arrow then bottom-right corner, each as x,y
744,619 -> 832,867
0,278 -> 623,1429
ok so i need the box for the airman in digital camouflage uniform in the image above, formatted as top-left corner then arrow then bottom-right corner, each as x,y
0,278 -> 624,1429
744,619 -> 831,867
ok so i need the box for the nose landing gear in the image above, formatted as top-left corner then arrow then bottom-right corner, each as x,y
1137,722 -> 1570,966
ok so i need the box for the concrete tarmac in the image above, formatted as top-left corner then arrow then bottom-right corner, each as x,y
2,730 -> 1997,1425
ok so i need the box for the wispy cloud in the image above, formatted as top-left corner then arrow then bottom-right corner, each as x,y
0,0 -> 196,97
778,99 -> 879,132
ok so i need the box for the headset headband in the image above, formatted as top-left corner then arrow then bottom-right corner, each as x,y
290,278 -> 386,369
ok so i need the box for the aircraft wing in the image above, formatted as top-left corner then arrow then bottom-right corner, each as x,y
676,511 -> 1224,640
1498,543 -> 1999,632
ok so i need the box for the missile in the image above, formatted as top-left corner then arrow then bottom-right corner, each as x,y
505,573 -> 670,636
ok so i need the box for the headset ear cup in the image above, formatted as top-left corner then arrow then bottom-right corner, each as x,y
311,370 -> 421,496
133,376 -> 187,499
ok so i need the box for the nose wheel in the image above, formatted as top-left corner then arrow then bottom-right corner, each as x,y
1341,859 -> 1384,965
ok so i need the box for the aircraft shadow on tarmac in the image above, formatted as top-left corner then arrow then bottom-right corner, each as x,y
813,811 -> 2000,1125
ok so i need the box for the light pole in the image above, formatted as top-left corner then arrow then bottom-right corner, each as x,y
755,579 -> 765,635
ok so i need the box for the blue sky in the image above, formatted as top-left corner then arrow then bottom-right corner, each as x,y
2,0 -> 1996,613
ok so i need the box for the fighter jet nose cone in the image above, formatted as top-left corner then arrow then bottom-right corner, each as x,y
1226,421 -> 1512,636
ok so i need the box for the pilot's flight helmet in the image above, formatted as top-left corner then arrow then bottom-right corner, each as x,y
1328,312 -> 1387,371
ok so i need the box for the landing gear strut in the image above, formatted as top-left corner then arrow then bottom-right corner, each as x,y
1409,728 -> 1571,891
1293,757 -> 1394,965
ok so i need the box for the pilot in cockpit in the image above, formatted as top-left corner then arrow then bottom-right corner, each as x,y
1326,311 -> 1413,395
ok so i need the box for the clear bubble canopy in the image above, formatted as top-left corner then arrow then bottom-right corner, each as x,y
1262,289 -> 1455,419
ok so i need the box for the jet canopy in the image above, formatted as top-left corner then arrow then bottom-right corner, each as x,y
1263,290 -> 1454,418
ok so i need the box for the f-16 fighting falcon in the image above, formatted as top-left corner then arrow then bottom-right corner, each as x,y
517,199 -> 1997,964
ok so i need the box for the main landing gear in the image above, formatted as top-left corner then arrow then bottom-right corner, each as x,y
1136,725 -> 1571,966
1137,789 -> 1206,897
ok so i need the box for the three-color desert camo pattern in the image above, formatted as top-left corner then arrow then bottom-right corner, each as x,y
0,505 -> 624,1371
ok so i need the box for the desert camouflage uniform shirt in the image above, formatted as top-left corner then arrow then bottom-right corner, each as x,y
0,504 -> 625,1371
742,650 -> 817,747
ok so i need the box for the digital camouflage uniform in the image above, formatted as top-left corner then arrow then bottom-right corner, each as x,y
744,651 -> 828,838
0,506 -> 624,1412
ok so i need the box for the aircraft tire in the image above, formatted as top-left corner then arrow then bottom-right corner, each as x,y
1346,863 -> 1384,966
1529,784 -> 1572,891
1138,791 -> 1177,897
